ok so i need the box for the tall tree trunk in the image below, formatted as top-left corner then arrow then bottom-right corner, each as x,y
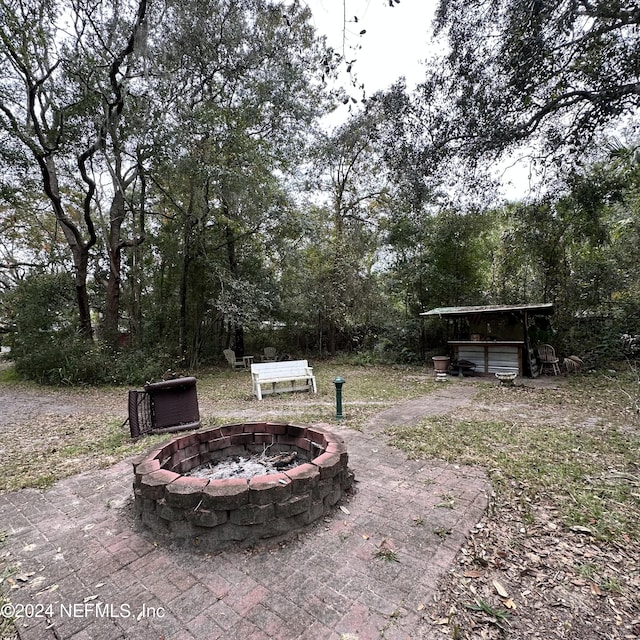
100,0 -> 149,344
224,220 -> 244,357
179,210 -> 193,365
129,168 -> 147,347
104,190 -> 125,343
327,319 -> 337,356
327,198 -> 345,356
39,155 -> 96,339
104,181 -> 145,346
75,250 -> 93,339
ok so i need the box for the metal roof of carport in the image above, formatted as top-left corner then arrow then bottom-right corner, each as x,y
421,303 -> 554,317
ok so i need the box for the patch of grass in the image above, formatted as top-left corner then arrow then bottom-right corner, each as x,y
374,540 -> 400,563
436,493 -> 456,509
0,417 -> 168,492
576,562 -> 598,580
601,576 -> 623,593
314,364 -> 438,403
388,414 -> 640,542
195,363 -> 437,433
374,548 -> 400,562
0,365 -> 21,384
474,370 -> 640,425
465,598 -> 511,630
0,362 -> 436,492
197,363 -> 435,406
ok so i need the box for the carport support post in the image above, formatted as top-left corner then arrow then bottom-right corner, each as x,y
333,377 -> 345,420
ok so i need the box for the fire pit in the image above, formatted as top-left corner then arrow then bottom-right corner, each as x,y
132,422 -> 353,550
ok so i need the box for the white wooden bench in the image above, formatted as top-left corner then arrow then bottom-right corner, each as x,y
251,360 -> 317,400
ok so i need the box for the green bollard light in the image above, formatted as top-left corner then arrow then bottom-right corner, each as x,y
333,376 -> 345,420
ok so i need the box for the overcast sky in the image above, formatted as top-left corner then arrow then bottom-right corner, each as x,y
303,1 -> 535,199
304,0 -> 440,95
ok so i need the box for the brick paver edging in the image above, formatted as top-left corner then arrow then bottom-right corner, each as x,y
133,422 -> 354,551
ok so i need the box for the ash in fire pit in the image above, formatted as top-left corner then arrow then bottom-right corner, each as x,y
186,450 -> 303,481
132,422 -> 353,551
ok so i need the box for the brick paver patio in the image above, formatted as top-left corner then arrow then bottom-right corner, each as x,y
0,385 -> 489,639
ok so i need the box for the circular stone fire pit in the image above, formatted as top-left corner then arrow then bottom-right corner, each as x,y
132,422 -> 353,551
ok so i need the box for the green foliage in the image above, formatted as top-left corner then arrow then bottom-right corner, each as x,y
5,272 -> 79,371
374,545 -> 400,563
0,366 -> 21,383
93,346 -> 176,386
4,271 -> 174,384
431,0 -> 640,158
5,273 -> 87,383
12,339 -> 173,386
13,336 -> 92,385
386,207 -> 494,313
140,0 -> 331,364
2,1 -> 640,373
7,272 -> 76,338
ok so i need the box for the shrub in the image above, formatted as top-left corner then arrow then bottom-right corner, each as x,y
4,273 -> 177,385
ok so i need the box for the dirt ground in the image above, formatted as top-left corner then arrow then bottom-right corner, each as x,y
0,375 -> 638,640
420,377 -> 640,640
